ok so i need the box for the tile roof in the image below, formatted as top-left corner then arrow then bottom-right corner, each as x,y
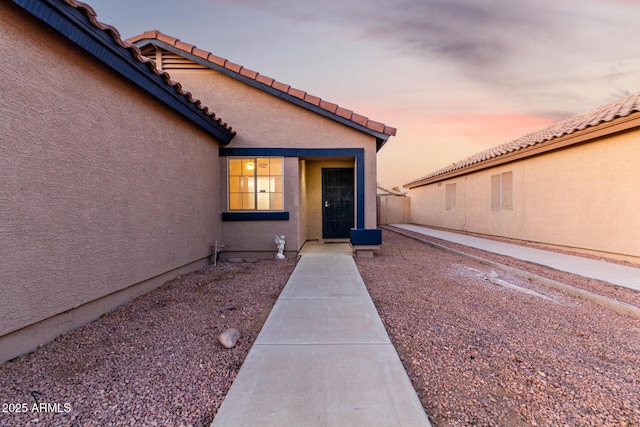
56,0 -> 235,137
405,91 -> 640,188
377,185 -> 407,196
126,30 -> 397,138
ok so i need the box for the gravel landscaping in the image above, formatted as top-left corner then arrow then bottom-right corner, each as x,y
2,229 -> 639,426
384,225 -> 640,309
0,258 -> 296,427
356,229 -> 640,427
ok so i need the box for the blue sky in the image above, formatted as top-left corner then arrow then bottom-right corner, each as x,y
88,0 -> 640,188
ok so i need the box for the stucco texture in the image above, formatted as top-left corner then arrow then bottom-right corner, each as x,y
219,157 -> 301,256
409,129 -> 640,261
169,68 -> 379,254
0,3 -> 223,342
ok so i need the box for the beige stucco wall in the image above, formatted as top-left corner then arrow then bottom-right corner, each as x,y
218,157 -> 301,257
0,3 -> 224,362
160,68 -> 379,252
378,196 -> 410,225
408,130 -> 640,261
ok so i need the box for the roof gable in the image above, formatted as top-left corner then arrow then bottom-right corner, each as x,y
126,30 -> 397,150
405,91 -> 640,188
11,0 -> 235,144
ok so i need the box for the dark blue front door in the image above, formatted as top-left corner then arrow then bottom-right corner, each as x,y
322,168 -> 354,239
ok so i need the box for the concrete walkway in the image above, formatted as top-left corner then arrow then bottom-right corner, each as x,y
298,240 -> 354,255
212,252 -> 431,426
392,224 -> 640,292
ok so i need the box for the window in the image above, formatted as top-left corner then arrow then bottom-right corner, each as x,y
445,183 -> 456,210
228,157 -> 283,211
491,171 -> 513,210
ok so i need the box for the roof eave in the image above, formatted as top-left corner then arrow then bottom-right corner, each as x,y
376,136 -> 390,152
132,38 -> 393,148
12,0 -> 235,144
404,111 -> 640,189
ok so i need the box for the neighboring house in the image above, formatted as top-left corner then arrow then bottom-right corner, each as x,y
1,1 -> 395,363
404,92 -> 640,264
127,31 -> 396,258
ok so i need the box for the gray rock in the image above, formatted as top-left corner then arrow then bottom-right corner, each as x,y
219,328 -> 241,349
226,258 -> 244,263
243,257 -> 260,263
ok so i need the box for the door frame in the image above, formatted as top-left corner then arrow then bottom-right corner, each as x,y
219,147 -> 367,235
321,167 -> 355,239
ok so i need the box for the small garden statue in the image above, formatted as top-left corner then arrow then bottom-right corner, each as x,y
274,235 -> 285,259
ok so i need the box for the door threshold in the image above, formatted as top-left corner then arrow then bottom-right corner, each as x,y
322,238 -> 350,244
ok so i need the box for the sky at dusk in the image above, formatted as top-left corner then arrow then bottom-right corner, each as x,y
87,0 -> 640,188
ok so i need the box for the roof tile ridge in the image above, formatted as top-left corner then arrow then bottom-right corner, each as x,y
141,60 -> 232,132
633,92 -> 640,112
125,29 -> 397,136
619,92 -> 639,116
63,0 -> 129,49
57,8 -> 235,136
407,114 -> 569,186
567,92 -> 637,132
405,90 -> 640,187
608,92 -> 640,121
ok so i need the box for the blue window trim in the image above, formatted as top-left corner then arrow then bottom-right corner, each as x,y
12,0 -> 235,144
222,212 -> 289,221
130,39 -> 390,150
220,148 -> 365,229
227,156 -> 284,214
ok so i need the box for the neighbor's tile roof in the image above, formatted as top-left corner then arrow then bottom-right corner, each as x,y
377,185 -> 407,196
126,30 -> 397,137
405,91 -> 640,188
60,0 -> 235,136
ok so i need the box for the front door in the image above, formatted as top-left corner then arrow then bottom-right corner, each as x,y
322,168 -> 354,239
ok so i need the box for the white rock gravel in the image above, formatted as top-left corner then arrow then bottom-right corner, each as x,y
0,259 -> 296,427
356,229 -> 640,427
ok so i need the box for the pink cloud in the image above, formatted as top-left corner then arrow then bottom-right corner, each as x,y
433,113 -> 555,147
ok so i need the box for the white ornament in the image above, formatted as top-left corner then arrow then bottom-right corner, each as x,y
274,235 -> 285,259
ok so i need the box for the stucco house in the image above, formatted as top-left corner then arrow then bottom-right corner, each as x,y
1,0 -> 237,364
1,0 -> 395,363
127,31 -> 396,259
404,92 -> 640,264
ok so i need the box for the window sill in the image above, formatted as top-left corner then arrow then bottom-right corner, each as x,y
222,212 -> 290,221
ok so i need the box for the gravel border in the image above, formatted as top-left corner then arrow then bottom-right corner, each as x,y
3,231 -> 639,426
384,226 -> 640,319
384,225 -> 640,309
356,230 -> 640,426
396,224 -> 640,269
0,258 -> 296,427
